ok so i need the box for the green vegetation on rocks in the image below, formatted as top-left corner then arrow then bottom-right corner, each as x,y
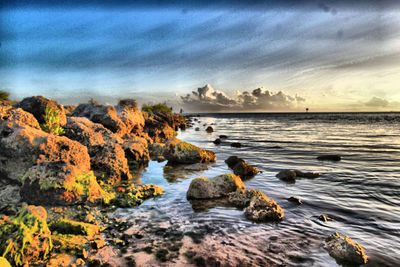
40,107 -> 65,135
0,91 -> 9,101
142,103 -> 172,114
0,205 -> 53,266
111,183 -> 164,208
49,218 -> 100,237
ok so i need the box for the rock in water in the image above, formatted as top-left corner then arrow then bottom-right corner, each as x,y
213,138 -> 222,145
231,142 -> 241,148
187,174 -> 245,199
287,196 -> 302,205
228,189 -> 266,208
325,232 -> 367,265
225,156 -> 259,179
15,96 -> 67,126
164,138 -> 216,164
276,169 -> 321,183
317,155 -> 341,161
244,193 -> 284,222
195,127 -> 200,131
205,126 -> 214,133
219,135 -> 228,139
0,205 -> 53,266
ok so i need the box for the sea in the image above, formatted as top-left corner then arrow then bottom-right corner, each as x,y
115,112 -> 400,266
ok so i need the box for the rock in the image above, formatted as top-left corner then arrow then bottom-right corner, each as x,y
149,143 -> 166,162
71,102 -> 145,136
287,196 -> 302,205
317,155 -> 341,161
219,135 -> 228,139
195,127 -> 200,131
46,254 -> 73,267
0,123 -> 91,183
187,174 -> 245,200
0,184 -> 21,212
231,142 -> 241,148
15,96 -> 67,126
0,105 -> 40,129
49,218 -> 100,238
325,232 -> 367,265
244,194 -> 284,222
21,163 -> 113,205
163,138 -> 216,164
276,169 -> 321,183
225,156 -> 259,179
144,113 -> 176,143
213,138 -> 222,145
318,214 -> 330,222
205,126 -> 214,133
64,117 -> 131,183
0,205 -> 53,266
183,163 -> 210,171
122,137 -> 150,166
111,184 -> 163,208
227,189 -> 266,208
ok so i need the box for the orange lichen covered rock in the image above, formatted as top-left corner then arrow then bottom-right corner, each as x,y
325,232 -> 368,265
0,205 -> 53,266
244,193 -> 284,222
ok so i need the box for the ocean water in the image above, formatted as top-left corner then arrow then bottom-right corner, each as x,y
116,113 -> 400,266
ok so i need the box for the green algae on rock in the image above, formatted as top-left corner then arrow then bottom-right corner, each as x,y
0,205 -> 53,266
111,183 -> 164,208
49,218 -> 101,237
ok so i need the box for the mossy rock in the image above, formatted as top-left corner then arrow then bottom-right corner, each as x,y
111,184 -> 164,208
0,257 -> 11,267
0,205 -> 53,266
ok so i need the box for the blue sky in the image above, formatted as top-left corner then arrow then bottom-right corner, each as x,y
1,1 -> 400,111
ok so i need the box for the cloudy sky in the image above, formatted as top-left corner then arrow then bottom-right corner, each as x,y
1,0 -> 400,112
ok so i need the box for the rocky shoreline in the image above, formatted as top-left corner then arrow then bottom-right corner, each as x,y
0,96 -> 367,266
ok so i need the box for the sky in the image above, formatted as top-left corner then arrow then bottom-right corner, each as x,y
1,0 -> 400,112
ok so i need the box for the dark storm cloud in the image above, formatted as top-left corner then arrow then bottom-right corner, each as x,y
181,84 -> 305,112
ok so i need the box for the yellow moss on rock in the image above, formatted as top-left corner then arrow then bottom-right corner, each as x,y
0,257 -> 11,267
49,218 -> 101,238
0,205 -> 53,266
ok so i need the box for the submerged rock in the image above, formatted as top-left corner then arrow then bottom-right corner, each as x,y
187,174 -> 245,200
205,126 -> 214,133
244,193 -> 284,222
276,169 -> 321,183
183,163 -> 210,171
0,205 -> 53,266
225,156 -> 259,179
15,96 -> 67,126
219,135 -> 228,139
213,138 -> 222,145
288,196 -> 302,205
317,155 -> 341,161
195,127 -> 200,131
164,138 -> 216,164
231,142 -> 242,148
325,232 -> 367,265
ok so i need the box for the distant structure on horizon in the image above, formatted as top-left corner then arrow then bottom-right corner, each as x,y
306,108 -> 309,112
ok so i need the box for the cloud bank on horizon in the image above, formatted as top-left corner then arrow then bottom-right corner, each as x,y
1,0 -> 400,111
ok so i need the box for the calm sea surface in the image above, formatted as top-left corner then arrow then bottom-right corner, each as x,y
116,113 -> 400,266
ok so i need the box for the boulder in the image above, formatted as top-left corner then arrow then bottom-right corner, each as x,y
195,127 -> 200,131
227,189 -> 266,208
187,174 -> 245,200
71,102 -> 145,137
219,135 -> 228,139
231,142 -> 241,148
63,117 -> 132,183
144,113 -> 176,143
317,155 -> 341,161
276,169 -> 320,183
0,205 -> 53,266
0,183 -> 21,213
149,143 -> 166,162
0,124 -> 90,183
325,232 -> 367,265
213,138 -> 222,145
287,196 -> 302,205
14,96 -> 67,126
244,194 -> 284,222
0,106 -> 40,129
205,126 -> 213,133
20,163 -> 113,205
225,156 -> 259,179
163,138 -> 216,164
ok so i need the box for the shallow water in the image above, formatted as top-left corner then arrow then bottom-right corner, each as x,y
116,112 -> 400,266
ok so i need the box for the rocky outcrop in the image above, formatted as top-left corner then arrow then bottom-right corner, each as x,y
276,169 -> 321,183
0,105 -> 40,129
122,135 -> 150,165
143,113 -> 176,143
164,138 -> 216,164
0,205 -> 53,266
70,102 -> 145,137
14,96 -> 67,126
186,174 -> 245,200
225,156 -> 259,179
227,189 -> 266,208
0,123 -> 90,183
244,193 -> 284,222
325,232 -> 367,265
